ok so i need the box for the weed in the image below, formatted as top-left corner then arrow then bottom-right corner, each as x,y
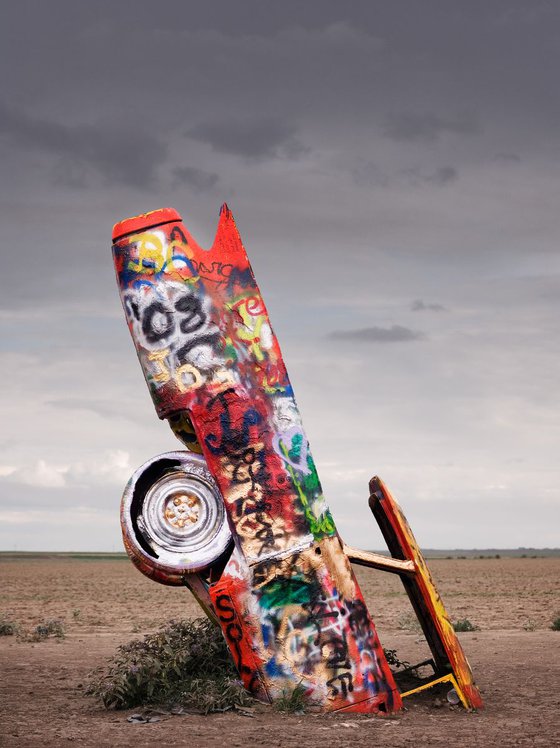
31,619 -> 66,641
0,615 -> 18,636
72,609 -> 81,621
522,619 -> 536,632
452,618 -> 479,632
86,618 -> 253,713
551,617 -> 560,631
383,648 -> 410,670
274,683 -> 308,713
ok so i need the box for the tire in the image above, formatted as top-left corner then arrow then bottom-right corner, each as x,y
121,451 -> 232,585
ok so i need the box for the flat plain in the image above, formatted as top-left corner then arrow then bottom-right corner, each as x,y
1,554 -> 559,747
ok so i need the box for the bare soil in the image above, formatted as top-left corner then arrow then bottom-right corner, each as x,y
1,556 -> 559,747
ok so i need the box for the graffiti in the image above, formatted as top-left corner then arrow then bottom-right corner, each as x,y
246,540 -> 393,707
272,427 -> 311,476
210,579 -> 269,701
214,593 -> 251,674
120,280 -> 229,401
126,226 -> 197,277
113,206 -> 400,714
190,259 -> 234,287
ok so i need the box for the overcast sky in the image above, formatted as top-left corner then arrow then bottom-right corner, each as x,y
1,1 -> 559,551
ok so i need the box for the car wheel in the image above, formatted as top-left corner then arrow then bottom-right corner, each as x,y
121,451 -> 232,585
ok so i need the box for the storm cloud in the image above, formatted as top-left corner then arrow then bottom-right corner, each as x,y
0,102 -> 166,186
186,118 -> 308,161
383,112 -> 479,143
172,166 -> 220,192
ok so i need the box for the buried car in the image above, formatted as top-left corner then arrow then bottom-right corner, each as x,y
112,206 -> 482,714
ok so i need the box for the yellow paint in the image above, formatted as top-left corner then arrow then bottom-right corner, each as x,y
127,230 -> 197,278
128,231 -> 167,274
400,674 -> 469,710
229,296 -> 267,362
174,363 -> 203,392
372,478 -> 482,709
147,348 -> 171,383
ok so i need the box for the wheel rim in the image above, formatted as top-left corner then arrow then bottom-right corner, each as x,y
122,451 -> 231,575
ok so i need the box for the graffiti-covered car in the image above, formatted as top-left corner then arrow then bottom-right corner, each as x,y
112,207 -> 482,713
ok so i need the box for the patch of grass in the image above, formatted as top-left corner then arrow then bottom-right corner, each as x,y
452,618 -> 479,632
30,619 -> 66,641
130,618 -> 160,633
397,612 -> 422,633
551,617 -> 560,631
522,619 -> 537,632
273,683 -> 308,714
0,615 -> 19,636
86,618 -> 253,713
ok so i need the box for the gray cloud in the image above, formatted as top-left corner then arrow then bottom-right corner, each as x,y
171,166 -> 219,192
0,101 -> 166,186
186,118 -> 308,161
402,165 -> 459,186
351,161 -> 390,188
493,152 -> 522,163
328,325 -> 426,343
411,299 -> 447,312
425,166 -> 458,185
351,162 -> 458,189
383,112 -> 479,143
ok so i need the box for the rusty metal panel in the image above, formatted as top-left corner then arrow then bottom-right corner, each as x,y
111,206 -> 401,713
368,476 -> 483,710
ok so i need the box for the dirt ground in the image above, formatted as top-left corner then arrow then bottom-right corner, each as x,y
1,556 -> 559,747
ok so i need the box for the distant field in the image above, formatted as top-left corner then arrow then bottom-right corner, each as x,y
417,547 -> 560,559
1,554 -> 559,634
0,552 -> 129,561
1,547 -> 559,561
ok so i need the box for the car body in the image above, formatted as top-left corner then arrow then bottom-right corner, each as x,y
112,206 -> 482,713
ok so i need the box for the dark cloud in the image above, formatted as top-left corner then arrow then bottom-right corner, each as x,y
383,112 -> 479,143
186,118 -> 308,161
171,166 -> 219,192
352,163 -> 458,189
0,101 -> 166,187
493,152 -> 522,163
402,165 -> 459,187
328,325 -> 426,343
411,299 -> 447,312
425,166 -> 458,185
